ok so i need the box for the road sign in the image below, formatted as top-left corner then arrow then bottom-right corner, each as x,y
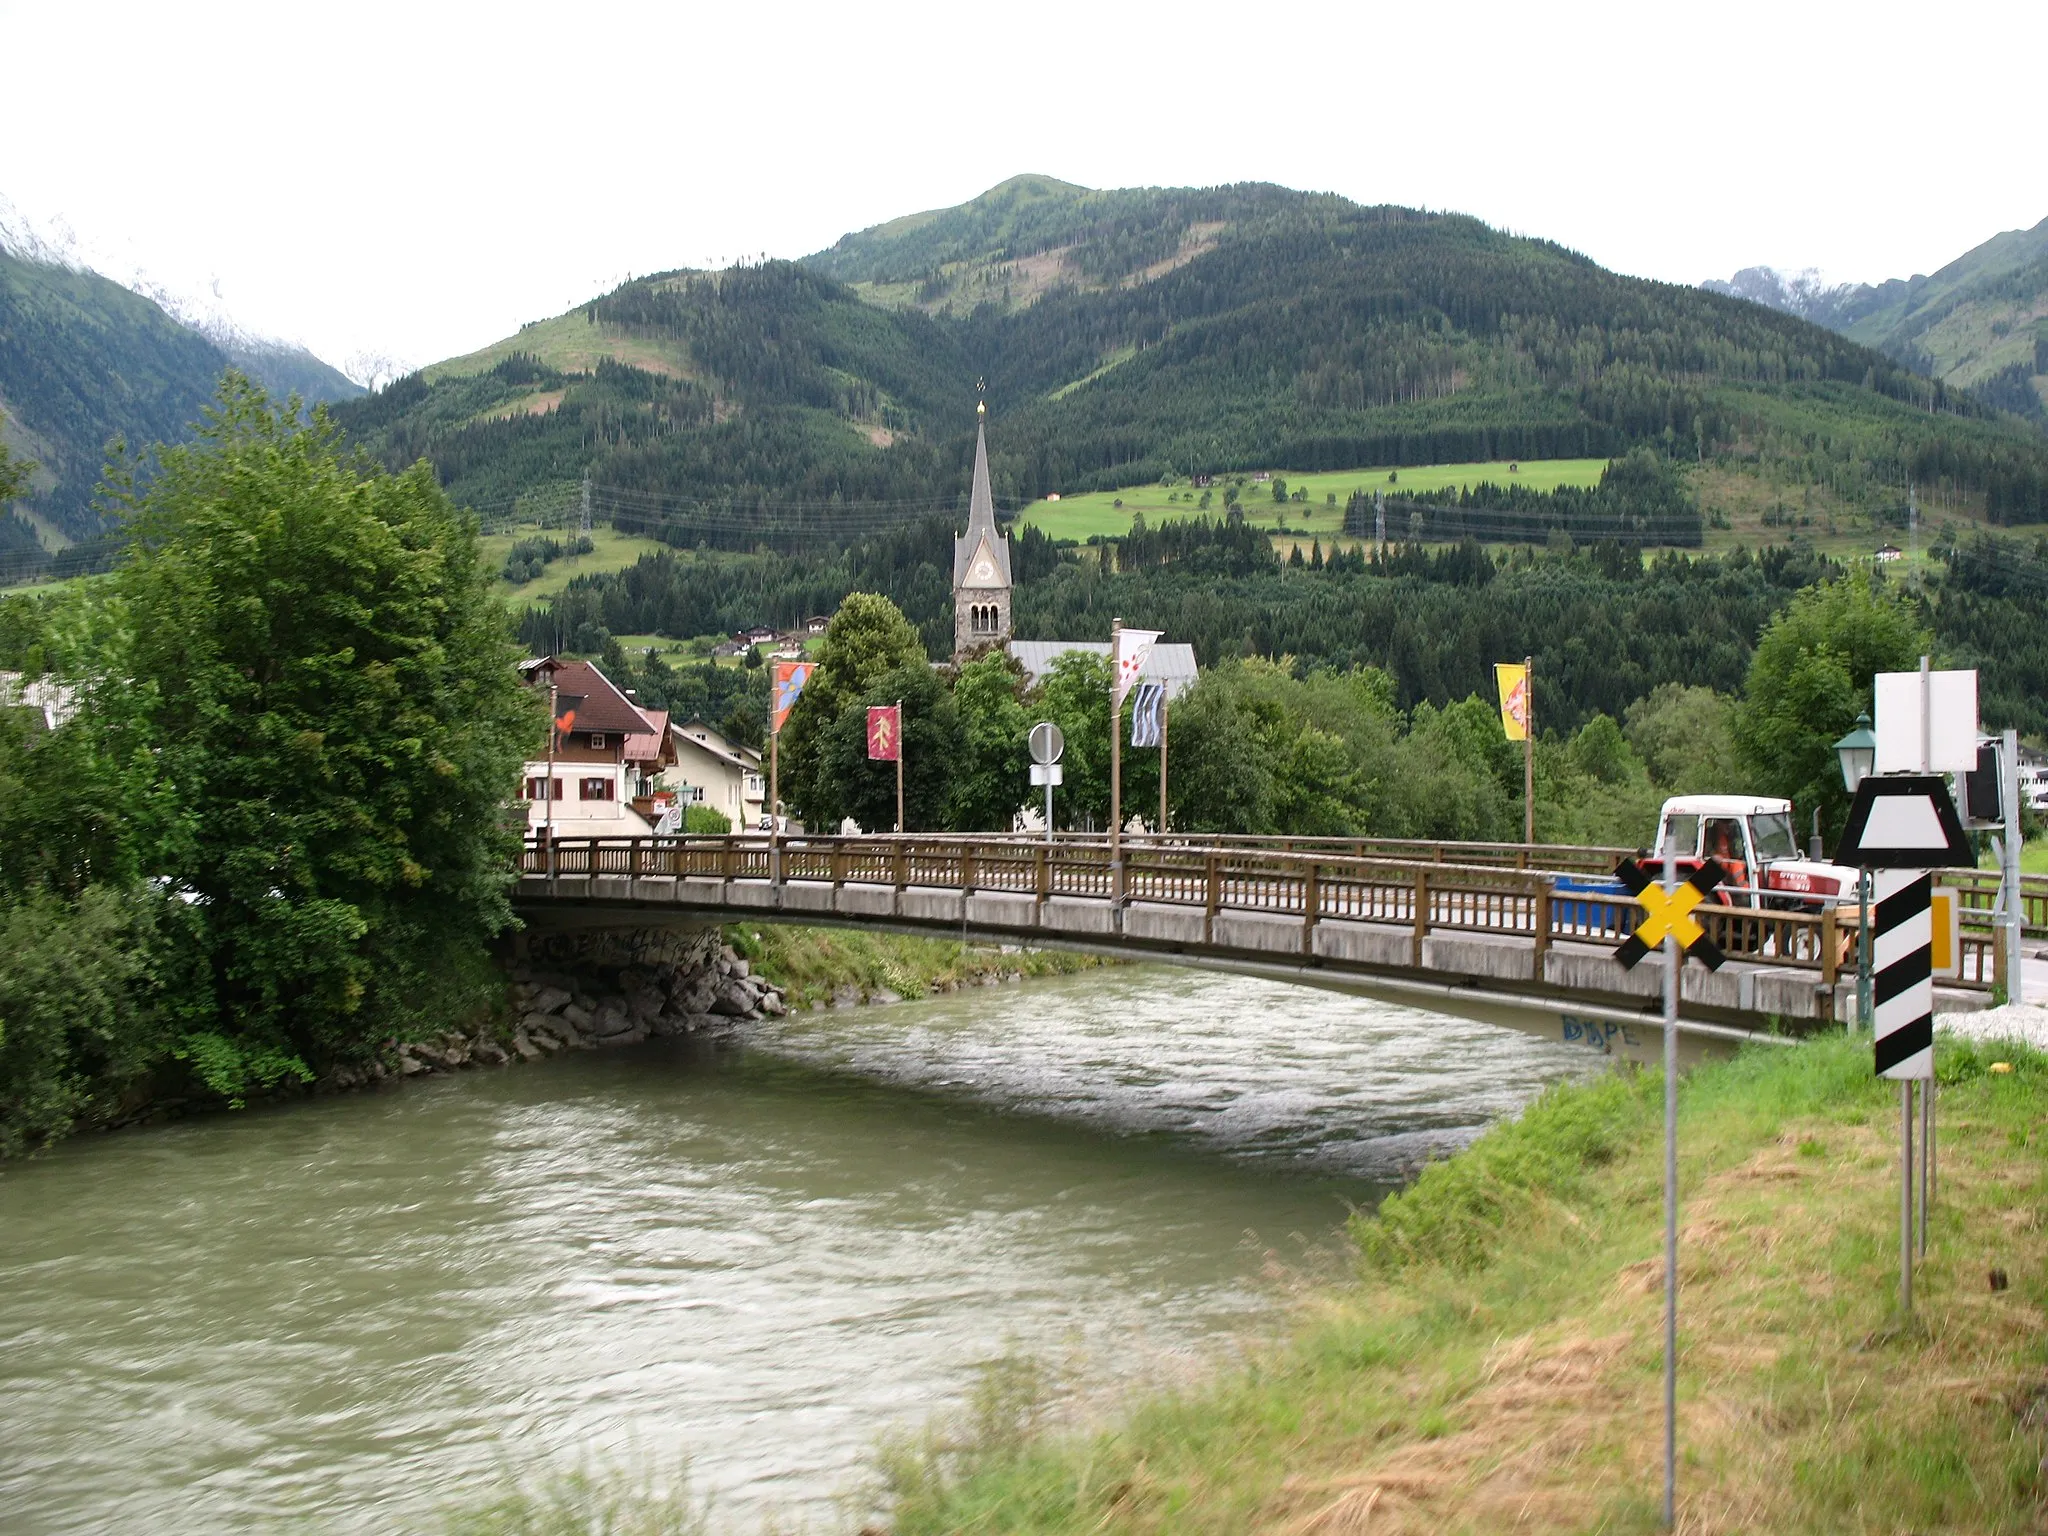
1612,858 -> 1729,971
1028,721 -> 1064,765
1834,775 -> 1972,868
1875,668 -> 1977,774
1871,870 -> 1934,1079
1930,887 -> 1960,980
1029,763 -> 1063,786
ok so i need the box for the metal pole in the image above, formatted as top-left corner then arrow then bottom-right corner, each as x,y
1045,773 -> 1054,845
1661,832 -> 1679,1530
545,678 -> 558,878
1523,653 -> 1535,849
769,724 -> 780,885
1920,1074 -> 1931,1257
1110,617 -> 1123,901
2003,728 -> 2024,1003
1858,868 -> 1872,1033
1900,1079 -> 1914,1315
1159,697 -> 1170,839
895,698 -> 904,835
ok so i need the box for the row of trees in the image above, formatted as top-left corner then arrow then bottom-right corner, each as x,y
767,567 -> 1932,853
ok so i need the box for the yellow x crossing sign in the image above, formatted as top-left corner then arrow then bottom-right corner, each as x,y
1613,858 -> 1728,971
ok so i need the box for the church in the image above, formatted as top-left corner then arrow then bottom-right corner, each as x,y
951,403 -> 1198,697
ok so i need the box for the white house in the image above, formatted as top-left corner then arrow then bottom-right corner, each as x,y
660,717 -> 767,830
518,657 -> 656,839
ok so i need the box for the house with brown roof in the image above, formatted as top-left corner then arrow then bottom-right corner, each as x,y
518,657 -> 657,839
659,717 -> 767,830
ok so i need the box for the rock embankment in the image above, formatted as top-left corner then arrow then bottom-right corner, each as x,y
339,927 -> 788,1087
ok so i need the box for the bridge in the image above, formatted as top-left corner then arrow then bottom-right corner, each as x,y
516,833 -> 2027,1061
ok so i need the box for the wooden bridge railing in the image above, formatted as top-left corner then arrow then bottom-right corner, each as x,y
521,834 -> 2003,991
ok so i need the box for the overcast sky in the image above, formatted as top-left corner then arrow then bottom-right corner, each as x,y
5,0 -> 2040,381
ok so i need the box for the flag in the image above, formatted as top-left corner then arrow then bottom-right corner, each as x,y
1130,681 -> 1165,748
772,660 -> 814,734
1113,627 -> 1163,707
1495,662 -> 1530,742
866,703 -> 901,761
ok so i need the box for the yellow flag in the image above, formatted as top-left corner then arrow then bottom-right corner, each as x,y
1495,662 -> 1530,742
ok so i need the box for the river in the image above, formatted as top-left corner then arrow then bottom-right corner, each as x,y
0,967 -> 1603,1533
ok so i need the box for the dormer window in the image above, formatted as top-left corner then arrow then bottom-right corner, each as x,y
590,733 -> 606,749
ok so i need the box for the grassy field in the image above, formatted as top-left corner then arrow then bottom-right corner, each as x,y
425,309 -> 698,384
730,924 -> 1103,1011
478,524 -> 671,602
884,1029 -> 2048,1533
1015,460 -> 1611,542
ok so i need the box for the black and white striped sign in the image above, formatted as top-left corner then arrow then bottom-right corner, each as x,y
1872,869 -> 1935,1080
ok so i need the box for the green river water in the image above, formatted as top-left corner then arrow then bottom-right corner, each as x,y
0,967 -> 1604,1533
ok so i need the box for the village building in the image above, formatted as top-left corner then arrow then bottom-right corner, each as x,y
660,717 -> 767,830
517,657 -> 656,839
953,403 -> 1013,659
950,405 -> 1200,696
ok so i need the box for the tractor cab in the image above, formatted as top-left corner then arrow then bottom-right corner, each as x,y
1651,795 -> 1852,909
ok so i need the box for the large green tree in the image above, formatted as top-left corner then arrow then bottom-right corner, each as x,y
1733,572 -> 1930,840
780,592 -> 928,828
108,376 -> 539,1097
950,651 -> 1031,832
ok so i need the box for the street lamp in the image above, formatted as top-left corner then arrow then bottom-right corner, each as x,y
1834,710 -> 1876,1035
1835,712 -> 1876,793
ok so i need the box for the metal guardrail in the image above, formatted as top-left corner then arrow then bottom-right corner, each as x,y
519,834 -> 2006,991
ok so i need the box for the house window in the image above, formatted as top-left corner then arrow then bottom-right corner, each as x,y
524,776 -> 564,801
590,733 -> 606,750
579,777 -> 615,801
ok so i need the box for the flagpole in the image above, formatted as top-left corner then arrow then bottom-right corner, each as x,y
1110,616 -> 1123,901
769,721 -> 780,882
895,697 -> 904,834
1159,695 -> 1169,839
1523,652 -> 1535,849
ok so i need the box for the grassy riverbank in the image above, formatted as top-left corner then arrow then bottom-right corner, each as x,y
884,1031 -> 2048,1534
727,924 -> 1104,1011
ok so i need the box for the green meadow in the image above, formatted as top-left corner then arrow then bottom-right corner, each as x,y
1014,459 -> 1611,542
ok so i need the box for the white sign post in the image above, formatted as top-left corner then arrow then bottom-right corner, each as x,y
1029,721 -> 1064,843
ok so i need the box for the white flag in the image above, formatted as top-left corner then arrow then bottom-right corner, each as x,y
1113,628 -> 1162,707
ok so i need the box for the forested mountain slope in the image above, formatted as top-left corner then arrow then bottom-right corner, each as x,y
0,246 -> 361,551
1706,215 -> 2048,423
0,248 -> 227,542
337,179 -> 2048,530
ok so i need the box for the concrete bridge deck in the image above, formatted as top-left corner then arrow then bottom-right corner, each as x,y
516,834 -> 2002,1058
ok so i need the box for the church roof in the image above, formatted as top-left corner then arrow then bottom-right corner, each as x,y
1007,640 -> 1200,699
952,420 -> 1012,587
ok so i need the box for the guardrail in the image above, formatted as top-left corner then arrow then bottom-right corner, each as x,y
520,834 -> 2004,991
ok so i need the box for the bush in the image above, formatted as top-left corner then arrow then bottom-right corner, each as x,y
0,886 -> 167,1154
682,804 -> 731,834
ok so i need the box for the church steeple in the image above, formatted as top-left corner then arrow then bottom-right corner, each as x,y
952,399 -> 1012,660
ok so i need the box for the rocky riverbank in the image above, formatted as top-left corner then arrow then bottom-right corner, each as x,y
346,927 -> 787,1087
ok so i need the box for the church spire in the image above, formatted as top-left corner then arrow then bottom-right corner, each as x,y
965,404 -> 996,539
952,394 -> 1012,659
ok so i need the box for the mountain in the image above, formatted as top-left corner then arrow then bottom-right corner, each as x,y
0,246 -> 229,546
1705,215 -> 2048,421
331,178 -> 2048,540
0,241 -> 362,556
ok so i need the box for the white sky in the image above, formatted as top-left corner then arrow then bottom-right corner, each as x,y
4,0 -> 2040,380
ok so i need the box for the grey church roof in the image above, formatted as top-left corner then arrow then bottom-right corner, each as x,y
1007,640 -> 1200,699
952,421 -> 1012,587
